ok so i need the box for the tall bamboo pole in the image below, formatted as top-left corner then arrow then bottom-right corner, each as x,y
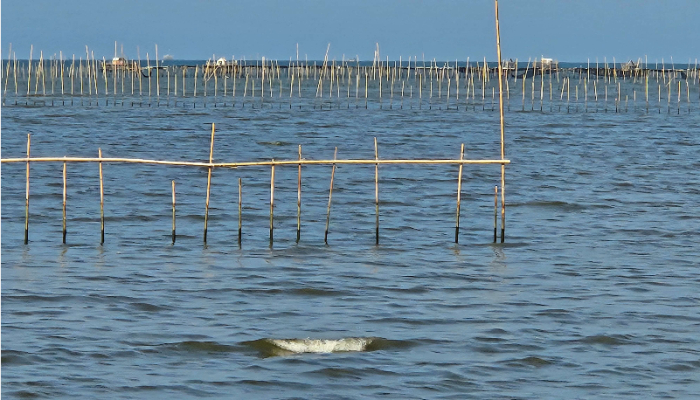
270,160 -> 275,245
238,178 -> 242,245
455,143 -> 465,243
171,180 -> 176,243
374,137 -> 379,245
297,145 -> 302,242
324,147 -> 338,244
24,134 -> 31,244
99,148 -> 105,244
493,185 -> 498,242
495,0 -> 506,243
63,160 -> 67,243
203,123 -> 215,242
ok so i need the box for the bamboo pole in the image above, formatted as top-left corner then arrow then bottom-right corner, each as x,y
2,157 -> 510,167
297,145 -> 302,242
99,148 -> 105,244
495,0 -> 506,243
270,160 -> 275,244
493,185 -> 498,243
455,143 -> 465,243
172,180 -> 176,243
203,123 -> 215,242
374,138 -> 379,245
324,147 -> 338,244
24,134 -> 31,244
238,178 -> 242,245
63,160 -> 67,243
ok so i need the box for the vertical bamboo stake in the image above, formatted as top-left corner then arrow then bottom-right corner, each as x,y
98,148 -> 105,244
493,185 -> 498,243
495,0 -> 506,243
63,160 -> 67,244
297,145 -> 302,242
455,143 -> 465,243
171,180 -> 176,243
238,178 -> 243,245
324,147 -> 338,244
24,134 -> 31,244
203,123 -> 215,242
270,160 -> 275,244
374,138 -> 379,245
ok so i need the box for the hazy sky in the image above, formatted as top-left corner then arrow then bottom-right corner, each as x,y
2,0 -> 698,63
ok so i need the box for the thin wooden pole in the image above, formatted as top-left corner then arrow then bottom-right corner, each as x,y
203,123 -> 215,242
98,148 -> 104,244
324,147 -> 338,244
270,160 -> 275,245
374,137 -> 379,245
297,145 -> 302,242
63,160 -> 67,243
494,185 -> 498,243
171,180 -> 176,243
24,134 -> 31,244
238,178 -> 242,245
495,0 -> 506,243
455,143 -> 465,243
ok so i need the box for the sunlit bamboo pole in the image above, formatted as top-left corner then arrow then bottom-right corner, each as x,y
203,123 -> 215,242
495,0 -> 506,243
270,159 -> 275,245
374,138 -> 379,245
99,148 -> 105,244
455,143 -> 465,243
2,157 -> 510,167
324,147 -> 338,244
297,145 -> 302,242
24,134 -> 31,244
63,160 -> 67,243
238,178 -> 242,245
171,180 -> 176,243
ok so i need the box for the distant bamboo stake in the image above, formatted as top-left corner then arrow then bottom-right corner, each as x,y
297,145 -> 302,242
171,180 -> 176,243
203,123 -> 215,242
238,178 -> 242,245
99,148 -> 105,244
374,137 -> 379,245
24,134 -> 31,244
270,160 -> 275,244
63,161 -> 67,243
495,0 -> 506,243
324,147 -> 338,244
455,143 -> 464,243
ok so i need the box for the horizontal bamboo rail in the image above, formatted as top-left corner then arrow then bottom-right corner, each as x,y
1,156 -> 510,166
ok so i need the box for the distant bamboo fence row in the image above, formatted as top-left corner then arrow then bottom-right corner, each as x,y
1,128 -> 511,246
3,45 -> 698,113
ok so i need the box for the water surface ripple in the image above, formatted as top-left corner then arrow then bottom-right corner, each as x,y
2,104 -> 699,399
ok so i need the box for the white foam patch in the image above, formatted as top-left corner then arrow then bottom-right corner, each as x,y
267,337 -> 374,354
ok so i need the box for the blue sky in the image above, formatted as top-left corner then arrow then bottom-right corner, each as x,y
2,0 -> 698,63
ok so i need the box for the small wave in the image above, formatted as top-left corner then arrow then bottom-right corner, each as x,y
244,337 -> 407,357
